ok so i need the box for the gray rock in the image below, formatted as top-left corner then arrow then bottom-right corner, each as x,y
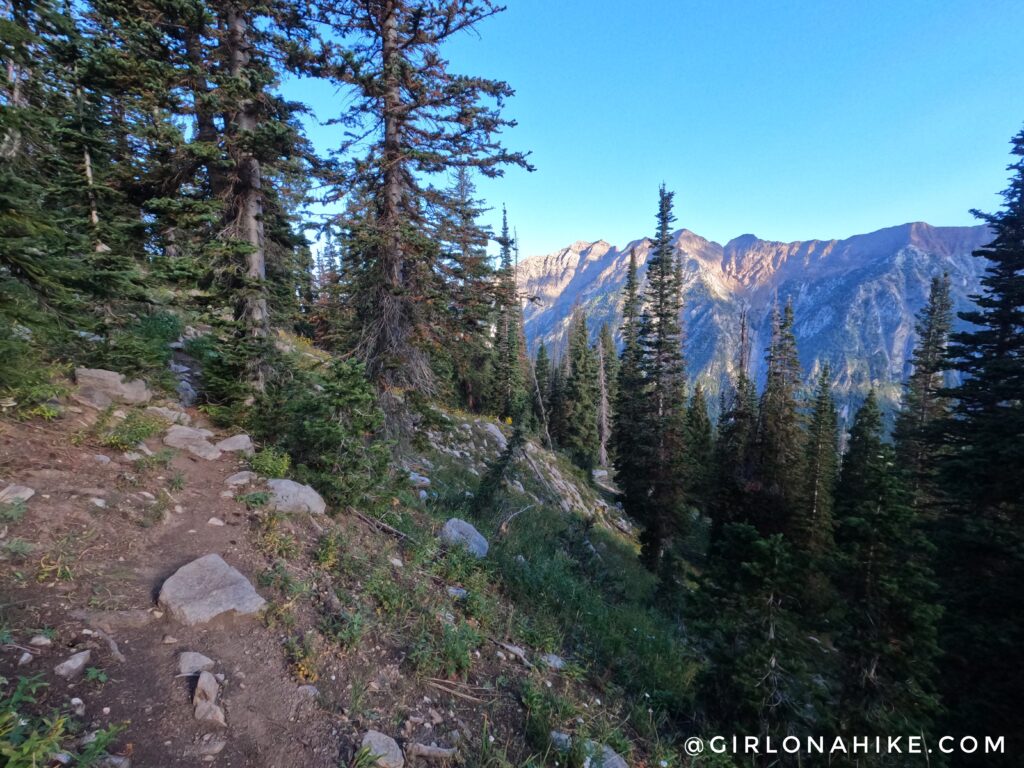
17,651 -> 33,666
215,434 -> 254,455
550,731 -> 572,752
95,756 -> 131,768
480,422 -> 507,450
225,471 -> 257,486
92,454 -> 112,465
169,362 -> 191,374
54,650 -> 91,679
447,586 -> 468,600
145,406 -> 191,426
158,554 -> 266,626
207,517 -> 225,527
296,684 -> 319,700
0,484 -> 34,504
193,671 -> 219,705
439,518 -> 488,558
163,425 -> 221,461
418,490 -> 428,501
70,697 -> 86,717
178,651 -> 215,676
28,635 -> 52,647
361,730 -> 404,768
177,379 -> 197,407
592,468 -> 609,479
540,653 -> 566,670
408,471 -> 431,488
266,478 -> 326,515
193,701 -> 226,727
74,368 -> 152,407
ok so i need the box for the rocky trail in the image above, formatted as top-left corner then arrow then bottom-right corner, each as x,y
1,368 -> 633,768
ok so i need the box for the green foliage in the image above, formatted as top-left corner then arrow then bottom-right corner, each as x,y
250,447 -> 291,478
0,676 -> 65,766
0,501 -> 26,524
562,308 -> 600,473
410,619 -> 482,679
98,410 -> 166,451
89,313 -> 183,382
249,359 -> 391,511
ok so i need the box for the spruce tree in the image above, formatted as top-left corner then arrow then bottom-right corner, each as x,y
934,127 -> 1024,757
754,298 -> 806,537
894,273 -> 953,506
796,365 -> 838,557
612,249 -> 646,519
633,186 -> 688,568
531,341 -> 552,442
684,383 -> 714,511
833,392 -> 940,740
562,307 -> 599,473
547,355 -> 569,448
322,0 -> 531,422
491,209 -> 526,420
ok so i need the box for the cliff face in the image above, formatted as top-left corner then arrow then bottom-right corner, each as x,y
517,222 -> 991,419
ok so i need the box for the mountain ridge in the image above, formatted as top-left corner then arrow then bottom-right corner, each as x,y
517,221 -> 991,420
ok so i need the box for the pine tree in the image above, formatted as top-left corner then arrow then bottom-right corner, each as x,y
491,209 -> 526,420
894,273 -> 953,506
710,311 -> 758,540
934,127 -> 1024,757
322,0 -> 531,422
833,392 -> 940,740
562,307 -> 599,473
531,341 -> 552,437
795,365 -> 838,557
754,298 -> 806,537
547,356 -> 569,448
612,249 -> 646,518
633,186 -> 688,568
599,322 -> 619,410
684,383 -> 714,511
595,330 -> 612,467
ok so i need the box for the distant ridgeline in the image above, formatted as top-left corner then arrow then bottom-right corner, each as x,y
518,222 -> 991,423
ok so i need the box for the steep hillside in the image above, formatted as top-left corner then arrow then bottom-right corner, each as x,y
0,364 -> 686,767
518,222 -> 990,417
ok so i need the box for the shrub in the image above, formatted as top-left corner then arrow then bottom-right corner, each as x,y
250,447 -> 291,478
248,359 -> 392,511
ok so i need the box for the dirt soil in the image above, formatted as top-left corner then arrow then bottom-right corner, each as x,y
0,399 -> 558,767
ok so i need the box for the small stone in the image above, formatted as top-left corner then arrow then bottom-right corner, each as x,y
418,489 -> 428,501
550,731 -> 572,752
54,650 -> 91,680
17,651 -> 33,666
446,587 -> 468,600
361,730 -> 404,768
193,701 -> 226,727
93,455 -> 112,465
29,634 -> 52,647
389,557 -> 403,568
70,697 -> 86,717
408,471 -> 431,489
296,685 -> 319,700
163,425 -> 221,461
439,518 -> 488,558
193,671 -> 219,705
207,517 -> 225,527
95,756 -> 131,768
90,498 -> 107,509
199,739 -> 227,756
178,651 -> 215,675
215,434 -> 254,455
162,635 -> 178,645
0,484 -> 35,504
266,478 -> 326,515
540,653 -> 566,670
145,406 -> 191,426
225,471 -> 257,487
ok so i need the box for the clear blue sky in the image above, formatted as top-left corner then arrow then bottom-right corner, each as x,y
287,0 -> 1024,257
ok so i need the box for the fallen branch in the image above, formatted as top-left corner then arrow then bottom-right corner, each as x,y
426,680 -> 486,704
352,509 -> 408,540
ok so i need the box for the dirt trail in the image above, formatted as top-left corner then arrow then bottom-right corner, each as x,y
0,407 -> 341,767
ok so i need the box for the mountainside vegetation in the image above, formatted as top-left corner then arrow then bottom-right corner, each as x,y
1,1 -> 1022,766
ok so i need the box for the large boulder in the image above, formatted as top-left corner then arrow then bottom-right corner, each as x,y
74,368 -> 152,407
163,425 -> 221,461
158,554 -> 266,625
439,518 -> 488,558
361,731 -> 404,768
266,479 -> 326,515
215,434 -> 254,455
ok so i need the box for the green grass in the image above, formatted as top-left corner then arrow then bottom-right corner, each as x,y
0,500 -> 26,523
250,447 -> 291,478
99,410 -> 166,451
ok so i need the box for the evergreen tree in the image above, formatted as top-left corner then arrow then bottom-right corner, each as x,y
684,383 -> 714,511
833,392 -> 940,741
894,273 -> 954,506
599,321 -> 619,410
633,186 -> 688,568
796,365 -> 838,557
612,249 -> 646,520
562,307 -> 599,473
934,127 -> 1024,758
322,0 -> 531,423
595,329 -> 612,467
531,341 -> 552,437
491,208 -> 526,420
753,298 -> 806,537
